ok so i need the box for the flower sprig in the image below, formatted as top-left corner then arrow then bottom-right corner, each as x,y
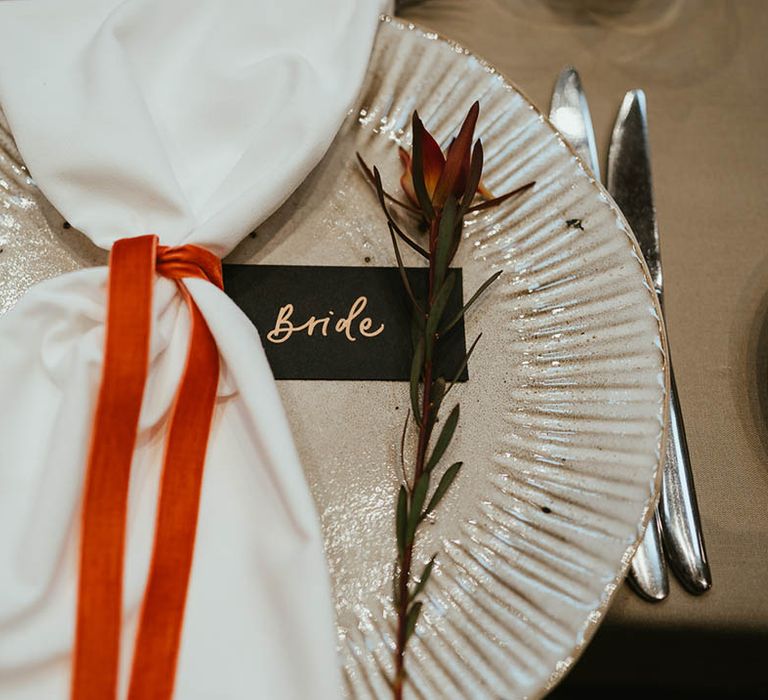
358,101 -> 534,699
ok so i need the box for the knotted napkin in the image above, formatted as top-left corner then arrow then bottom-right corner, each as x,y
0,1 -> 387,698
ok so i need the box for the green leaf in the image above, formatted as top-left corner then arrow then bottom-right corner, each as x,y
410,336 -> 424,425
393,566 -> 401,606
399,410 -> 411,479
396,485 -> 407,559
410,311 -> 425,349
445,333 -> 482,396
425,404 -> 460,473
386,214 -> 430,260
406,472 -> 430,546
427,377 -> 446,433
388,222 -> 424,317
405,601 -> 423,642
356,152 -> 421,215
433,197 -> 459,291
410,555 -> 437,601
411,112 -> 435,221
461,140 -> 484,211
441,270 -> 502,336
425,273 -> 456,360
428,273 -> 455,332
425,462 -> 463,516
372,166 -> 429,260
467,179 -> 535,213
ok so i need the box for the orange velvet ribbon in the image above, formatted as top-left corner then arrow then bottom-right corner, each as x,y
72,235 -> 223,700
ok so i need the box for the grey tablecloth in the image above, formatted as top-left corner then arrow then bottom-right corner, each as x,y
399,0 -> 768,694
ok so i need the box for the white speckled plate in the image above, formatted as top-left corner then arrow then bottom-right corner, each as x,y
0,17 -> 666,700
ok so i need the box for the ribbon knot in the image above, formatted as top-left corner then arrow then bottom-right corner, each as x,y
74,235 -> 221,700
156,244 -> 223,289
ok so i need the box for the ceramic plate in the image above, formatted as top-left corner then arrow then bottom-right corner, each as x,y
0,17 -> 666,699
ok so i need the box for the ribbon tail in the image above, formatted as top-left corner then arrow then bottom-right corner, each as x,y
73,235 -> 158,700
127,281 -> 219,700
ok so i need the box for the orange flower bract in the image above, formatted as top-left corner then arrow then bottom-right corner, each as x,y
398,101 -> 492,212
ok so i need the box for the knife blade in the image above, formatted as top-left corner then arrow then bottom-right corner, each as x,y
608,90 -> 712,594
550,71 -> 669,602
549,67 -> 601,181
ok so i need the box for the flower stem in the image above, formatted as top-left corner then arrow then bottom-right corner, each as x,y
393,220 -> 439,699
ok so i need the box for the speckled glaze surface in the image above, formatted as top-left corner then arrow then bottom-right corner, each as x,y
0,17 -> 666,700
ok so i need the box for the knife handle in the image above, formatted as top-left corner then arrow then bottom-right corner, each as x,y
628,508 -> 669,601
659,362 -> 712,593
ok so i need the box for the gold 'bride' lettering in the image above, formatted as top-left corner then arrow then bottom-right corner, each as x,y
266,296 -> 384,344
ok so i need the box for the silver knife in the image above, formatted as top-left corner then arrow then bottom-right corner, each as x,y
608,90 -> 711,595
550,70 -> 669,601
549,67 -> 601,182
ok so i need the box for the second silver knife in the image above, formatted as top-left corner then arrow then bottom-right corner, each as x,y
608,90 -> 712,595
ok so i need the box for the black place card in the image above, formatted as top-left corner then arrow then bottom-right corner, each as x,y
223,265 -> 468,382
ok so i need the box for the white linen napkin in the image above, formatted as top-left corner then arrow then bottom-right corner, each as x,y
0,1 -> 388,698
